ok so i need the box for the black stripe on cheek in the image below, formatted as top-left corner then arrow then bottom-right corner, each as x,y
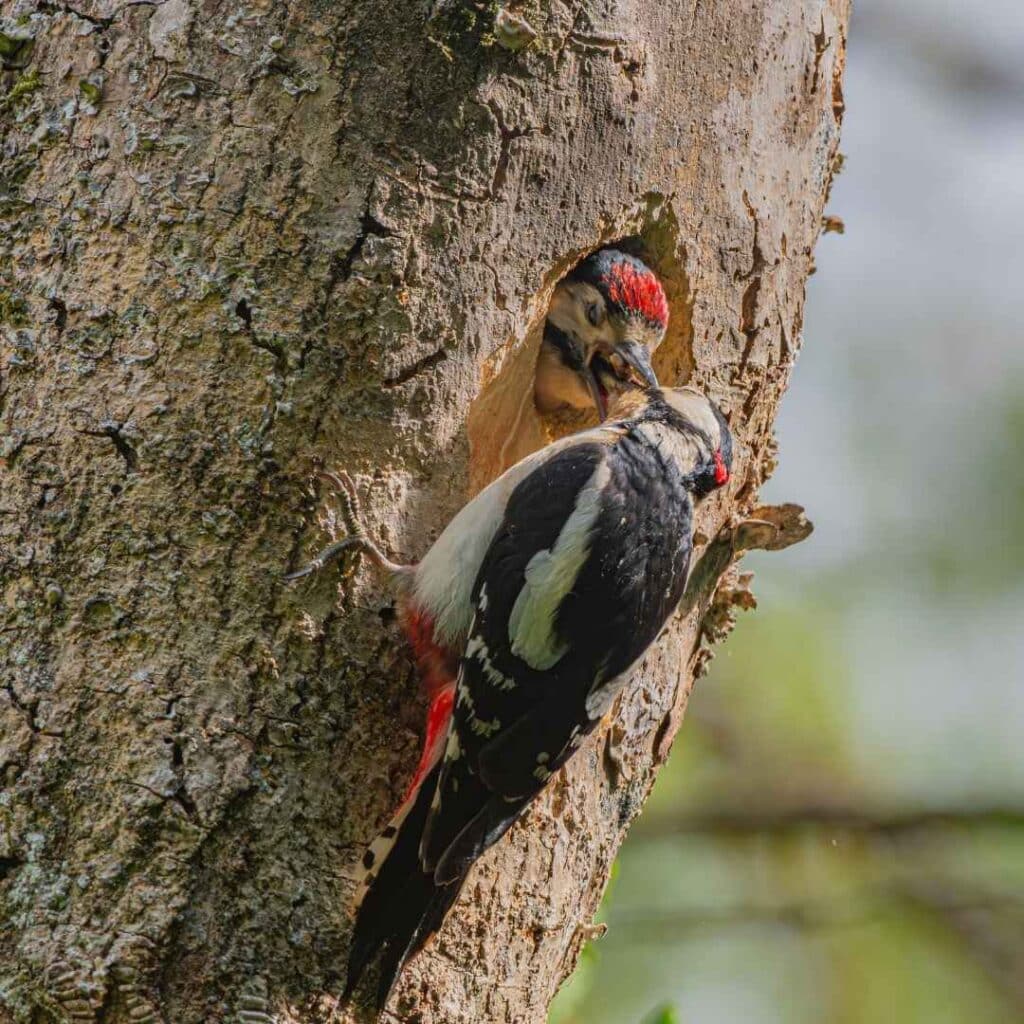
544,322 -> 584,370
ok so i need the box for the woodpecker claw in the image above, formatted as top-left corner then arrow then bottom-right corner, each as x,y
285,470 -> 405,582
282,538 -> 365,581
315,470 -> 367,555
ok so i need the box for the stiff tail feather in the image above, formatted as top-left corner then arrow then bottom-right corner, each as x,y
344,737 -> 535,1015
343,762 -> 462,1017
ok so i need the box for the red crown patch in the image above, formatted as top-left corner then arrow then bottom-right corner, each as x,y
605,261 -> 669,329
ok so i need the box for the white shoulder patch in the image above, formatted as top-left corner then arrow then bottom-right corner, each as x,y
507,460 -> 610,671
412,427 -> 620,649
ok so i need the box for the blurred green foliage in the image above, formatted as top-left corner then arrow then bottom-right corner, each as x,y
641,1005 -> 681,1024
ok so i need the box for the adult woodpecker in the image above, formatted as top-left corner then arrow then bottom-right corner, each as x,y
288,383 -> 732,1015
534,248 -> 668,421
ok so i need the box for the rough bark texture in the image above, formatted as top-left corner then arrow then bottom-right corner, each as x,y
0,1 -> 848,1021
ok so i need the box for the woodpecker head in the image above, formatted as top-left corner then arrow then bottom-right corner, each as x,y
658,386 -> 733,497
535,249 -> 668,421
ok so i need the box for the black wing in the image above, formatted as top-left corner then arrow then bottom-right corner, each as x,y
421,429 -> 694,881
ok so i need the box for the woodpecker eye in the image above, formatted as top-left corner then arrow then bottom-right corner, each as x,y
586,302 -> 603,327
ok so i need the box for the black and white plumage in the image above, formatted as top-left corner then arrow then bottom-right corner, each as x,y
344,385 -> 732,1015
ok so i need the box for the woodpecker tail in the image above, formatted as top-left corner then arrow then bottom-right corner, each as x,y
344,762 -> 463,1017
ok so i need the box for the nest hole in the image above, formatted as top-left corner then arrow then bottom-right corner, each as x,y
466,222 -> 694,495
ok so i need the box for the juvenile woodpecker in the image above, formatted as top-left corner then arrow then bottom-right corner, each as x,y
534,248 -> 668,421
290,384 -> 732,1015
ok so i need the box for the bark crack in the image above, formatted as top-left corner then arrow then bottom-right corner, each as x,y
382,347 -> 448,389
80,421 -> 139,473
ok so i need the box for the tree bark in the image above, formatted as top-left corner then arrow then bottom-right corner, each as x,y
0,1 -> 848,1021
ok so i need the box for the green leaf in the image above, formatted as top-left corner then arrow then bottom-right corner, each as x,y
641,1004 -> 680,1024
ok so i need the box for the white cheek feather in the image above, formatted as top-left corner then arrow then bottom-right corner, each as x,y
663,390 -> 721,446
413,429 -> 617,647
507,460 -> 611,671
534,343 -> 593,412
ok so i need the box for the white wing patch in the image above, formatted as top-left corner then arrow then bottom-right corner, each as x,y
467,714 -> 501,738
413,434 -> 612,647
444,729 -> 462,760
508,460 -> 610,671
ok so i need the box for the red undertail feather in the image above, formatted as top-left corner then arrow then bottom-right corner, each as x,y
404,688 -> 454,802
401,605 -> 458,699
399,604 -> 457,801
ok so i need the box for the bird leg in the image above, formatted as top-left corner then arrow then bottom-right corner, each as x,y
284,471 -> 405,581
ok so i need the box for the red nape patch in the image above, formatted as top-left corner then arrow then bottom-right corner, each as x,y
605,261 -> 669,328
713,449 -> 729,486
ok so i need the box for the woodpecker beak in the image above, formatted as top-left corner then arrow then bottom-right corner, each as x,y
582,341 -> 659,421
613,340 -> 659,389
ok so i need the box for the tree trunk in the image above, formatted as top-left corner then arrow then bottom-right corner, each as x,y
0,1 -> 848,1021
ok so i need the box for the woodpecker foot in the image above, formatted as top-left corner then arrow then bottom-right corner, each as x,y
285,471 -> 403,581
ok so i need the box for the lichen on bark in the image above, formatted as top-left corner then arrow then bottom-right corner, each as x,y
0,1 -> 849,1021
